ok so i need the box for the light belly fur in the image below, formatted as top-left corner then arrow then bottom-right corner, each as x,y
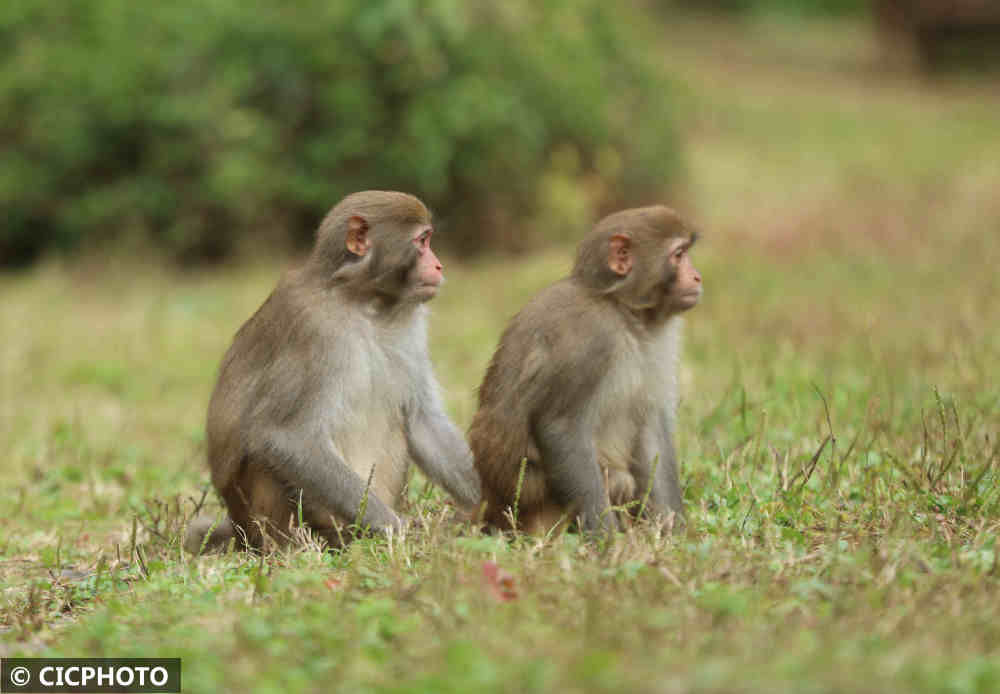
592,352 -> 646,502
335,406 -> 411,510
326,326 -> 417,513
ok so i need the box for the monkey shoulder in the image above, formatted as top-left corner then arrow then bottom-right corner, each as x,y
516,280 -> 623,346
223,282 -> 378,424
498,281 -> 631,400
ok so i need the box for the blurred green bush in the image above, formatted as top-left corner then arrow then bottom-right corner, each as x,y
667,0 -> 867,16
0,0 -> 681,266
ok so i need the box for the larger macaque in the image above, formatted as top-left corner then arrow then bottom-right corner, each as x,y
469,206 -> 702,537
186,191 -> 481,552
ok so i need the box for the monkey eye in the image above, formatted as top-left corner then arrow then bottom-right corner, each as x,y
415,230 -> 432,250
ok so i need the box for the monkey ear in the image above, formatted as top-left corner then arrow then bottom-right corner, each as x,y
345,216 -> 371,257
607,234 -> 633,276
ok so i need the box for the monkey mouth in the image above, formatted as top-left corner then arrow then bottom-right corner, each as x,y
412,283 -> 441,300
676,290 -> 702,308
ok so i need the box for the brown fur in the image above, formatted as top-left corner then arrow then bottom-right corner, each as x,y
186,191 -> 480,553
469,205 -> 701,537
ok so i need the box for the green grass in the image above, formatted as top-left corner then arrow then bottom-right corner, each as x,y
2,15 -> 1000,694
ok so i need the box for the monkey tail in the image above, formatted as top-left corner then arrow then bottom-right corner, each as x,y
184,514 -> 236,555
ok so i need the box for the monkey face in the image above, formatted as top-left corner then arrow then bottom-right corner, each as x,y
666,237 -> 702,311
337,202 -> 443,304
409,225 -> 444,301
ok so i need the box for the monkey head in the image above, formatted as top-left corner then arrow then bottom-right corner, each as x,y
573,205 -> 702,319
311,191 -> 445,303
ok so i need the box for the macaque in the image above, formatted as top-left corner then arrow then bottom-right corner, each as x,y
468,206 -> 702,537
185,191 -> 481,552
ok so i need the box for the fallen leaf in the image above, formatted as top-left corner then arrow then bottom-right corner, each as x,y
482,561 -> 518,602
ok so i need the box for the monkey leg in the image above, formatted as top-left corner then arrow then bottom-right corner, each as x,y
222,463 -> 297,550
235,459 -> 399,550
482,460 -> 551,532
521,504 -> 571,536
183,515 -> 236,555
299,504 -> 354,549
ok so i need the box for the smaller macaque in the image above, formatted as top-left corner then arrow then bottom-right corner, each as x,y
468,205 -> 702,537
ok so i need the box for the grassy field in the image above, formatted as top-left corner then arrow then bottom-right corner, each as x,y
2,15 -> 1000,694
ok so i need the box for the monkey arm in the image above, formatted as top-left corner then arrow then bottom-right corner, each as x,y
257,427 -> 404,533
634,414 -> 684,521
534,415 -> 620,536
405,401 -> 482,510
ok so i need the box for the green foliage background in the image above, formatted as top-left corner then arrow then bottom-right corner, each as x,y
0,0 -> 680,266
668,0 -> 868,16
